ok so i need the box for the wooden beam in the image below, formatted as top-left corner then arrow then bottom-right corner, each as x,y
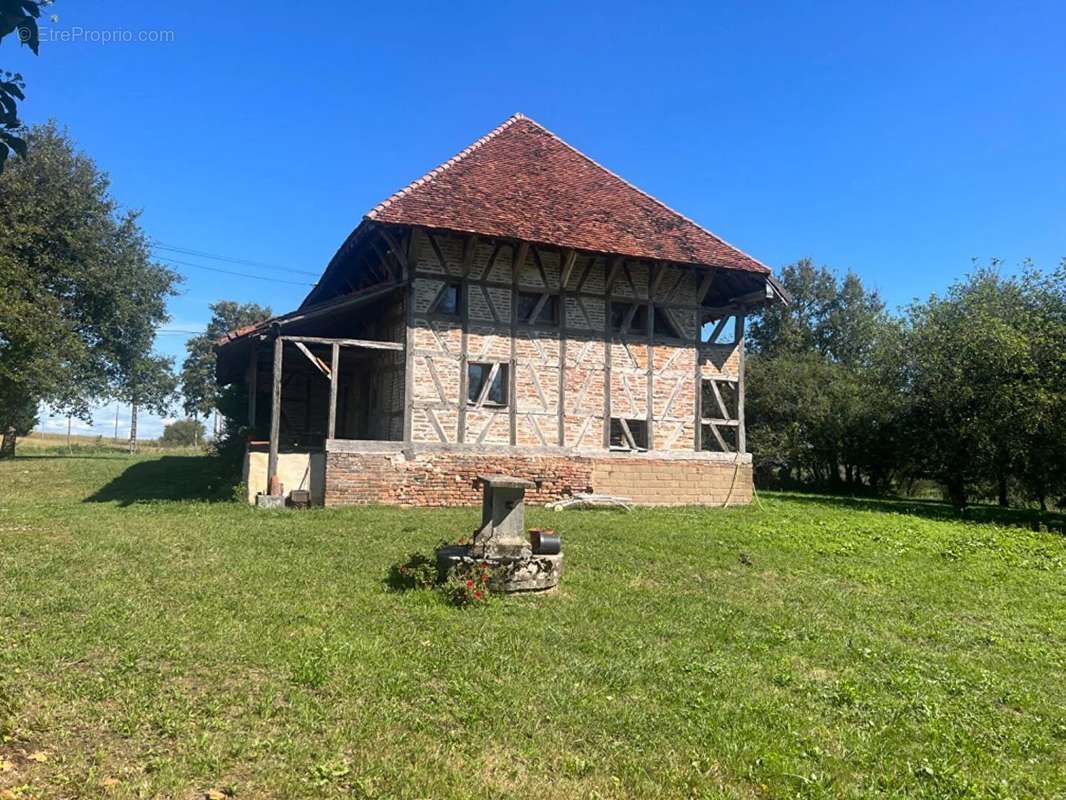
603,290 -> 613,450
293,341 -> 331,378
737,309 -> 747,454
263,281 -> 400,331
730,284 -> 773,306
650,261 -> 669,299
246,344 -> 257,429
694,302 -> 703,451
510,241 -> 529,446
709,378 -> 729,419
461,234 -> 478,279
458,235 -> 476,442
403,231 -> 417,444
647,263 -> 656,450
527,291 -> 550,325
560,249 -> 578,289
280,335 -> 403,351
267,336 -> 283,495
369,238 -> 396,282
328,342 -> 339,439
558,250 -> 574,446
696,270 -> 715,305
604,257 -> 623,295
702,304 -> 741,320
705,316 -> 729,345
708,421 -> 731,453
379,227 -> 410,281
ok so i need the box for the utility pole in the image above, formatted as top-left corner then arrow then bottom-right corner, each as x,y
113,403 -> 120,443
66,415 -> 72,454
128,403 -> 138,454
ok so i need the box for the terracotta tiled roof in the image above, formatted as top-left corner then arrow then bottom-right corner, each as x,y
367,113 -> 769,274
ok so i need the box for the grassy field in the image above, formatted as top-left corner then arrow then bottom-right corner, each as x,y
17,432 -> 203,455
0,453 -> 1063,799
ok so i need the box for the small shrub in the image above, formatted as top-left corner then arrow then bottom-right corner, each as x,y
387,552 -> 438,591
441,562 -> 493,607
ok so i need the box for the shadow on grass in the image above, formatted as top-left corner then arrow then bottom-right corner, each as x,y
85,455 -> 232,506
772,491 -> 1066,533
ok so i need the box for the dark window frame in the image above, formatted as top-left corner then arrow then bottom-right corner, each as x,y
610,301 -> 649,335
652,307 -> 683,339
609,417 -> 649,451
432,281 -> 462,317
467,361 -> 510,408
516,290 -> 560,326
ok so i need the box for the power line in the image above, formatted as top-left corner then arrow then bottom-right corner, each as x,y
151,241 -> 320,277
156,256 -> 317,287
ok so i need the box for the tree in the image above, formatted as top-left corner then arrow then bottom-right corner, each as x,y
746,259 -> 899,489
180,301 -> 271,419
899,263 -> 1066,510
1013,262 -> 1066,510
0,1 -> 48,172
0,122 -> 179,456
0,394 -> 35,457
162,417 -> 207,448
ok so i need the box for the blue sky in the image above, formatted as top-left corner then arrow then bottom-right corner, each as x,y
12,1 -> 1065,438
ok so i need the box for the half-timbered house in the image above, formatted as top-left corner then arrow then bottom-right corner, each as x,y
215,114 -> 787,506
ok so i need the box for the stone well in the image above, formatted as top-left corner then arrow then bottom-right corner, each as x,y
436,475 -> 563,592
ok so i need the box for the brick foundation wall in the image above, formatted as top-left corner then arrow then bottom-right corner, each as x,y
323,446 -> 751,507
590,458 -> 752,506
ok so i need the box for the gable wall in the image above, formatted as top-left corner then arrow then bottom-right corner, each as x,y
403,227 -> 744,454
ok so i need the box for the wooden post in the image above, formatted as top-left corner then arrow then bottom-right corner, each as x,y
510,241 -> 529,447
646,262 -> 656,450
603,257 -> 618,449
694,308 -> 703,451
267,335 -> 283,494
328,342 -> 339,440
558,249 -> 574,446
736,308 -> 746,454
402,229 -> 417,445
246,344 -> 257,429
457,234 -> 477,443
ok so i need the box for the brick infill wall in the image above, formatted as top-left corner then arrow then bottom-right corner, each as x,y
324,446 -> 752,507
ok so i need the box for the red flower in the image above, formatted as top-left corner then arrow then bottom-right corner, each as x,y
474,591 -> 483,599
480,573 -> 488,583
466,579 -> 474,588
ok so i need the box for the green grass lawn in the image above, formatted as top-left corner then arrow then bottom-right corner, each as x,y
1,453 -> 1064,799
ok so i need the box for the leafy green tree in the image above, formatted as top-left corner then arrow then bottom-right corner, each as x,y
180,301 -> 271,420
0,122 -> 178,456
899,263 -> 1065,510
0,1 -> 48,171
746,259 -> 899,489
161,417 -> 207,448
1013,262 -> 1066,509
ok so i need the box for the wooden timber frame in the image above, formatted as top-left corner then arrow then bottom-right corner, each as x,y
238,219 -> 769,498
399,223 -> 759,456
264,334 -> 404,495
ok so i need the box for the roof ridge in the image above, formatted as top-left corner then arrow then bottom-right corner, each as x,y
366,113 -> 527,221
516,114 -> 771,273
